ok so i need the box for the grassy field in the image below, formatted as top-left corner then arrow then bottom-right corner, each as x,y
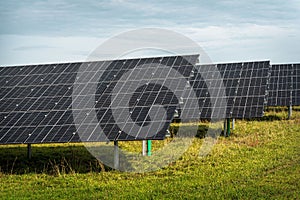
0,108 -> 299,199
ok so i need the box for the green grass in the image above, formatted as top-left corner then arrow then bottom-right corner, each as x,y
0,108 -> 299,199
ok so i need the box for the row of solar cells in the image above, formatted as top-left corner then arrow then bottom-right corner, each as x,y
0,56 -> 198,143
0,56 -> 299,144
267,64 -> 300,106
197,61 -> 269,118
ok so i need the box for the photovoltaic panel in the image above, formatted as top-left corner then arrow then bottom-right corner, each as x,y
190,64 -> 227,119
267,64 -> 293,106
197,61 -> 270,119
0,63 -> 80,144
292,64 -> 300,106
267,63 -> 300,106
0,55 -> 199,144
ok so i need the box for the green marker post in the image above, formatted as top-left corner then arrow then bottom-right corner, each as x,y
226,118 -> 231,137
147,140 -> 152,156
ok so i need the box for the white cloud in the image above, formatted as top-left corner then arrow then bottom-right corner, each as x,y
1,22 -> 300,66
0,1 -> 300,65
173,24 -> 300,63
0,35 -> 103,66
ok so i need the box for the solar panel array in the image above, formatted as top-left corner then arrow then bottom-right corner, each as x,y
267,64 -> 300,106
2,55 -> 296,145
0,55 -> 199,144
197,61 -> 270,119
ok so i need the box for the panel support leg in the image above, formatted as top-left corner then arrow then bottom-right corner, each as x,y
232,118 -> 235,130
142,140 -> 147,156
147,140 -> 152,156
27,144 -> 32,160
113,141 -> 119,169
226,118 -> 231,137
288,105 -> 292,120
224,119 -> 231,137
224,120 -> 227,136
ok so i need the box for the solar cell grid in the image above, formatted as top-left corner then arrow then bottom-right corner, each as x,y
267,64 -> 296,106
92,56 -> 195,141
0,57 -> 275,145
197,61 -> 270,119
0,62 -> 97,144
0,55 -> 199,144
292,64 -> 300,105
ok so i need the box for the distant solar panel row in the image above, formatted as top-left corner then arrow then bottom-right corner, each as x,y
197,61 -> 270,119
0,55 -> 200,144
267,64 -> 300,106
295,64 -> 300,105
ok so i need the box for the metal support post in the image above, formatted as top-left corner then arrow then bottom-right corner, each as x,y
223,118 -> 231,137
288,105 -> 292,120
114,141 -> 119,169
226,118 -> 231,137
224,120 -> 227,136
142,140 -> 147,156
27,144 -> 32,159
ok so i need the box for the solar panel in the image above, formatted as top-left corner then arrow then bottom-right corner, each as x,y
267,64 -> 293,106
191,64 -> 227,119
0,63 -> 80,144
197,61 -> 270,119
0,55 -> 199,144
292,64 -> 300,106
267,63 -> 300,106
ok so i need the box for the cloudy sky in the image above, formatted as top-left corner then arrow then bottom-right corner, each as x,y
0,0 -> 299,66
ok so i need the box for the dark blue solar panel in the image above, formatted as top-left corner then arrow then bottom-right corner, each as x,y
292,64 -> 300,106
267,64 -> 300,106
0,55 -> 199,144
197,61 -> 270,119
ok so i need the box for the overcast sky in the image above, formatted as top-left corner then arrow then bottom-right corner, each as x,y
0,0 -> 299,66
